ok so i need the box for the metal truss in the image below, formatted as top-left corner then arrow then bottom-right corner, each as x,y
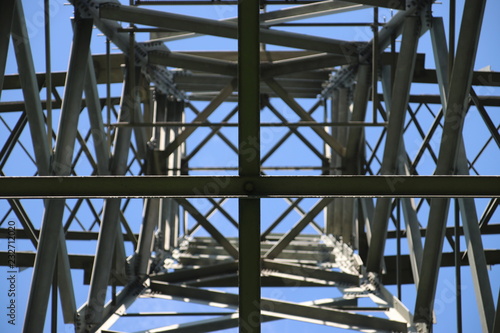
0,0 -> 499,332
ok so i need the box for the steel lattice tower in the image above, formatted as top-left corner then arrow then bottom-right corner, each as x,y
0,0 -> 499,332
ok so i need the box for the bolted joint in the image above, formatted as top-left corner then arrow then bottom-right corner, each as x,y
243,181 -> 255,193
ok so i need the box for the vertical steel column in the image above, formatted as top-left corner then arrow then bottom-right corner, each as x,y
23,13 -> 93,333
0,0 -> 15,98
454,200 -> 463,333
339,88 -> 354,244
326,89 -> 339,235
345,64 -> 370,174
131,76 -> 148,160
162,99 -> 183,250
414,0 -> 487,328
371,6 -> 379,123
149,94 -> 182,252
152,91 -> 169,253
51,260 -> 58,333
431,13 -> 493,329
345,65 -> 371,249
366,16 -> 421,273
238,0 -> 260,330
331,89 -> 343,237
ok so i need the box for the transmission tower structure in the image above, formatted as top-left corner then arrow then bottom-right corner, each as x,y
0,0 -> 499,332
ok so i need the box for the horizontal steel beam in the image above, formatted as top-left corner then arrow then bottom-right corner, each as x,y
148,51 -> 350,77
99,3 -> 359,57
148,51 -> 237,76
5,224 -> 500,242
4,93 -> 500,115
3,66 -> 499,92
149,281 -> 407,331
0,175 -> 499,198
262,260 -> 359,286
346,0 -> 404,9
2,249 -> 499,287
149,0 -> 368,43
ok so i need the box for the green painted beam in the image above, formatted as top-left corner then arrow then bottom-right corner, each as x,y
0,175 -> 499,198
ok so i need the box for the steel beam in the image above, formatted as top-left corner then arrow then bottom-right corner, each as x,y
494,290 -> 500,333
56,226 -> 77,324
261,198 -> 305,239
344,64 -> 370,174
149,0 -> 367,42
84,53 -> 109,175
138,298 -> 357,333
1,175 -> 499,198
325,88 -> 339,235
399,194 -> 424,287
6,198 -> 38,247
382,59 -> 424,288
23,13 -> 93,332
0,0 -> 15,98
259,0 -> 368,25
430,17 -> 450,108
70,0 -> 182,98
9,12 -> 81,319
262,53 -> 351,77
366,16 -> 421,273
149,50 -> 237,76
99,3 -> 359,57
176,198 -> 239,259
431,13 -> 494,329
4,248 -> 499,280
149,282 -> 407,332
77,278 -> 147,333
414,0 -> 487,327
11,0 -> 51,175
262,260 -> 359,286
264,100 -> 325,161
265,198 -> 333,259
86,68 -> 138,324
151,261 -> 238,283
238,199 -> 261,332
266,78 -> 345,157
135,199 -> 159,276
471,88 -> 500,149
344,0 -> 404,9
24,200 -> 67,332
456,145 -> 495,330
321,0 -> 424,97
276,198 -> 324,237
163,81 -> 235,157
161,99 -> 184,251
184,105 -> 238,162
338,88 -> 352,242
237,2 -> 261,331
